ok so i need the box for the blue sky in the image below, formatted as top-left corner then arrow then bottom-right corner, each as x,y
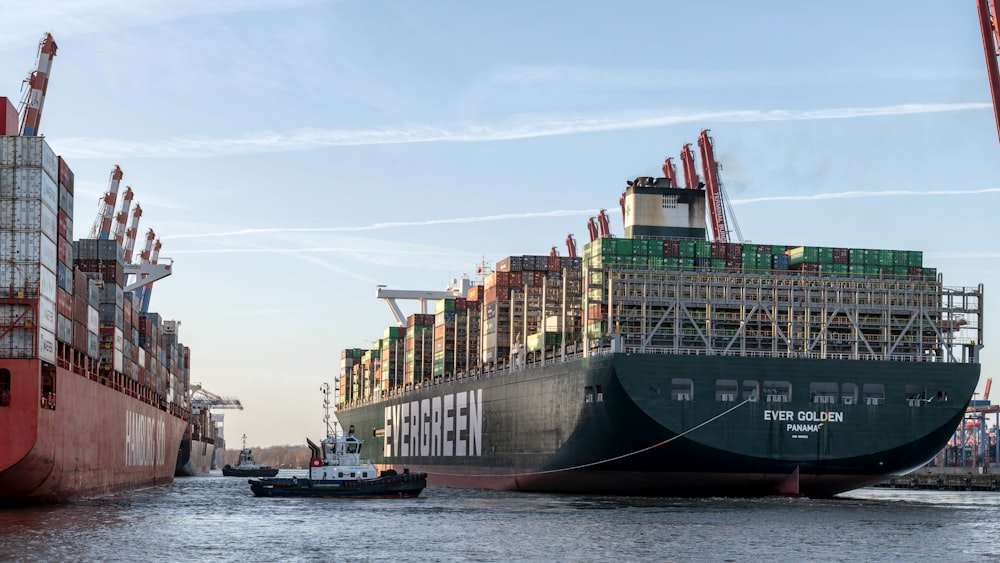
3,1 -> 998,447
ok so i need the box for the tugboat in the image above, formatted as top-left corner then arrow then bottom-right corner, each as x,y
222,434 -> 279,477
247,384 -> 427,498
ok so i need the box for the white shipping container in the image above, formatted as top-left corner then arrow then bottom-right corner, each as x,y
114,348 -> 123,371
39,266 -> 56,300
0,231 -> 57,266
38,327 -> 56,364
114,327 -> 123,352
57,313 -> 72,343
87,305 -> 99,335
138,347 -> 146,367
0,198 -> 58,242
38,294 -> 56,333
0,137 -> 58,180
0,167 -> 58,212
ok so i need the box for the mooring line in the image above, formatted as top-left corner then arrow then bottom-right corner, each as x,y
426,397 -> 753,479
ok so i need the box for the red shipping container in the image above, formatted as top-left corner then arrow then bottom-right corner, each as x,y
73,321 -> 88,352
0,97 -> 17,135
57,156 -> 74,195
58,212 -> 68,240
57,235 -> 67,265
73,295 -> 88,324
56,287 -> 73,317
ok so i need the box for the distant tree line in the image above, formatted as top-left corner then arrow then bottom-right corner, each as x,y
222,444 -> 311,469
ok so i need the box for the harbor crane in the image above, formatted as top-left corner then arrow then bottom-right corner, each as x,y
90,166 -> 124,239
18,33 -> 57,137
112,187 -> 134,245
662,156 -> 679,188
679,143 -> 700,190
122,204 -> 143,263
190,385 -> 243,412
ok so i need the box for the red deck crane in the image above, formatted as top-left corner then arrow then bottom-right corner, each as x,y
586,217 -> 599,242
662,156 -> 679,188
977,0 -> 1000,143
697,130 -> 729,243
18,33 -> 57,137
565,234 -> 577,258
597,209 -> 612,238
679,144 -> 700,190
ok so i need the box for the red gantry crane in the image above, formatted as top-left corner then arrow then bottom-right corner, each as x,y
679,143 -> 700,190
977,0 -> 1000,144
662,156 -> 679,188
18,33 -> 57,137
565,234 -> 577,258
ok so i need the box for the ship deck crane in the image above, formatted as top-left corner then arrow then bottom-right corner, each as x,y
122,204 -> 142,263
586,217 -> 599,242
680,143 -> 700,190
662,156 -> 679,188
977,0 -> 1000,144
696,130 -> 743,244
597,209 -> 612,238
18,33 -> 57,137
566,234 -> 577,258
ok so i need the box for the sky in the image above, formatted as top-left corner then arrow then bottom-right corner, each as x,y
2,1 -> 999,448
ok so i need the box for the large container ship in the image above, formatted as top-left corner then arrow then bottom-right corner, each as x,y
0,34 -> 192,503
334,131 -> 984,498
175,406 -> 216,476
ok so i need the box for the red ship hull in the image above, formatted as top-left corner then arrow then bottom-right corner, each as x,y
0,359 -> 186,504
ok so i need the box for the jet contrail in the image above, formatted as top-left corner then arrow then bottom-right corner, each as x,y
50,102 -> 990,159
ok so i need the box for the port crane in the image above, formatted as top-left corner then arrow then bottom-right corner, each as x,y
90,165 -> 124,239
977,0 -> 1000,143
112,187 -> 134,245
122,204 -> 143,263
18,33 -> 57,137
190,385 -> 243,412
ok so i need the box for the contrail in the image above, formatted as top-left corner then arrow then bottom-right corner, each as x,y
731,187 -> 1000,205
162,209 -> 599,240
50,102 -> 990,159
162,186 -> 998,242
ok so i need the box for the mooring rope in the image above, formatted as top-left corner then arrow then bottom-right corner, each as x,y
426,397 -> 753,479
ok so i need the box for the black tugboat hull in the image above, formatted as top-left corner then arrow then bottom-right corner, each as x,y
248,473 -> 427,498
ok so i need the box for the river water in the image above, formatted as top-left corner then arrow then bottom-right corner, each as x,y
2,471 -> 999,562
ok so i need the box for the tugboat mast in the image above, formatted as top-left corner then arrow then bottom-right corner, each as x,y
321,382 -> 339,438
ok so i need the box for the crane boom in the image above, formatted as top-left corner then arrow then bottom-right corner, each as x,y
122,204 -> 142,263
191,385 -> 243,411
18,33 -> 57,136
680,143 -> 700,189
91,165 -> 124,239
662,156 -> 679,188
565,234 -> 577,258
112,187 -> 134,244
697,130 -> 729,243
977,0 -> 1000,144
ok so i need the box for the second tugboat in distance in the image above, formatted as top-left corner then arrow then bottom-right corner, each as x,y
221,434 -> 278,477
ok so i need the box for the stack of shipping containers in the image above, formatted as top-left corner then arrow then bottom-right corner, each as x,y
380,326 -> 405,394
481,255 -> 583,366
404,314 -> 434,387
0,96 -> 189,416
0,131 -> 60,401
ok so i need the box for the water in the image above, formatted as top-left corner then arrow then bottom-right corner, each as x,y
2,472 -> 1000,562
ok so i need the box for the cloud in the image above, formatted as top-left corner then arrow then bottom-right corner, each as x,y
49,102 -> 991,160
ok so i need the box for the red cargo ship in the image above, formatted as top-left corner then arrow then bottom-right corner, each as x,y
1,34 -> 192,503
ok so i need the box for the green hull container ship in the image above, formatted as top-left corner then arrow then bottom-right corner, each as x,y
336,166 -> 984,498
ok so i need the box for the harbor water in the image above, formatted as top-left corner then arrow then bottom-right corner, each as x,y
2,471 -> 1000,562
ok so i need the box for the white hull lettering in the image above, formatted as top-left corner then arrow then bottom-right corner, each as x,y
125,410 -> 166,467
384,389 -> 482,459
765,410 -> 844,424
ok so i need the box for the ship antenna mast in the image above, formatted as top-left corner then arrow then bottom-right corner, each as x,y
321,382 -> 338,438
